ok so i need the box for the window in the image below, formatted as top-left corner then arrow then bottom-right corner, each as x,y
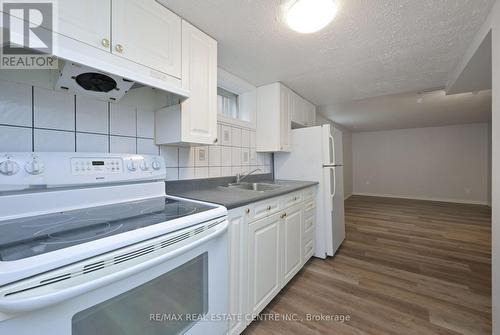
217,87 -> 239,119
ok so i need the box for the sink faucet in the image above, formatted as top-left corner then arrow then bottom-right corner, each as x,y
236,168 -> 262,184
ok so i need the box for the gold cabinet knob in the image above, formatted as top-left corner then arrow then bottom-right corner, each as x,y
245,208 -> 250,214
101,38 -> 110,48
280,213 -> 287,219
115,44 -> 124,53
267,205 -> 272,211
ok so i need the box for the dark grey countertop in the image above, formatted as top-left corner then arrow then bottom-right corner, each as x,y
166,175 -> 318,210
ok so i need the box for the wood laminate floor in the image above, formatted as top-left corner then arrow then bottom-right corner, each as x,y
243,195 -> 492,335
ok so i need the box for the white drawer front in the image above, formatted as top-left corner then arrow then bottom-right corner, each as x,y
303,200 -> 315,213
303,238 -> 314,263
281,191 -> 302,209
252,197 -> 280,220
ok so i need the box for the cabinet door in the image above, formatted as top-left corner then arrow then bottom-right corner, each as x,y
280,87 -> 291,151
180,20 -> 218,144
228,207 -> 249,335
57,0 -> 111,51
248,213 -> 282,315
281,204 -> 302,285
112,0 -> 181,78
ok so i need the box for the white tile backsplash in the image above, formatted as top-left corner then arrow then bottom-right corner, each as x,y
231,127 -> 242,147
0,81 -> 32,127
195,167 -> 209,179
231,147 -> 241,166
0,125 -> 32,152
76,96 -> 108,134
34,87 -> 75,131
76,133 -> 109,153
137,138 -> 158,155
221,146 -> 232,167
221,125 -> 232,146
195,146 -> 209,167
209,146 -> 221,166
110,103 -> 136,137
179,147 -> 195,167
34,129 -> 75,152
160,146 -> 179,167
179,167 -> 195,180
137,108 -> 155,138
242,129 -> 250,148
110,136 -> 136,154
0,80 -> 273,181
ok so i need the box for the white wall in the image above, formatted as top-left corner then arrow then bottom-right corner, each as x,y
316,112 -> 353,198
352,123 -> 490,205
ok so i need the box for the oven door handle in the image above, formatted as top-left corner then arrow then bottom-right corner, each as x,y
0,220 -> 228,313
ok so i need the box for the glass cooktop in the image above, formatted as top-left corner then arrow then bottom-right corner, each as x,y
0,197 -> 218,261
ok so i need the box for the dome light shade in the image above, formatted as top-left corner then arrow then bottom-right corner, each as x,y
285,0 -> 338,34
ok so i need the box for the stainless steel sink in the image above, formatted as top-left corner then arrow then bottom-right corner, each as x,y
225,182 -> 282,192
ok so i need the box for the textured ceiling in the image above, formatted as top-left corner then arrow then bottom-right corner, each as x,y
162,0 -> 494,106
318,89 -> 492,132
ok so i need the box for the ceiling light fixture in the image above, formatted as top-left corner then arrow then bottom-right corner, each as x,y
284,0 -> 338,34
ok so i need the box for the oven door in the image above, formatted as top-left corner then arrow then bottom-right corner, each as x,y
0,219 -> 229,335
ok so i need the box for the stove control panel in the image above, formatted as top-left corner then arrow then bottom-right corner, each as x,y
71,158 -> 123,175
0,153 -> 166,191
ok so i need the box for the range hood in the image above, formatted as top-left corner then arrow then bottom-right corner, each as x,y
55,62 -> 135,103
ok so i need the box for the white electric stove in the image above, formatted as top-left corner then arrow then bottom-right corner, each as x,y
0,152 -> 229,335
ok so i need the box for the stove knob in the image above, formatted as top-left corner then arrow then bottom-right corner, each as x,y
25,159 -> 44,175
151,160 -> 161,171
140,160 -> 149,171
0,160 -> 20,176
127,160 -> 138,172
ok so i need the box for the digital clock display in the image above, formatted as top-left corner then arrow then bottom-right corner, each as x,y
92,161 -> 105,166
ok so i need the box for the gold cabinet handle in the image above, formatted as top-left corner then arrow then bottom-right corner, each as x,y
101,38 -> 110,48
280,213 -> 287,219
115,44 -> 124,53
245,208 -> 250,214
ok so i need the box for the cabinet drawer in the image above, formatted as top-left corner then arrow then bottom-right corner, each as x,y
303,238 -> 314,263
303,200 -> 315,214
281,191 -> 302,209
252,197 -> 280,220
302,187 -> 315,202
303,215 -> 315,235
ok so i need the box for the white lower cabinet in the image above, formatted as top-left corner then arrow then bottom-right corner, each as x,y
281,204 -> 303,286
248,213 -> 282,316
228,207 -> 249,335
228,186 -> 317,334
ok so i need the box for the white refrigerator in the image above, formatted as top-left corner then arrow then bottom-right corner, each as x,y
274,124 -> 345,258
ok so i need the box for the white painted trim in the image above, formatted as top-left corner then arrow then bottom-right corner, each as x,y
344,194 -> 352,201
352,192 -> 490,206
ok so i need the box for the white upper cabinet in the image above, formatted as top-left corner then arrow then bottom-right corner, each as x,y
112,0 -> 181,79
155,20 -> 217,146
257,83 -> 292,152
57,0 -> 111,52
291,91 -> 316,128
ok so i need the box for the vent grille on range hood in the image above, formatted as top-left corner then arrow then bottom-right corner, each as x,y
55,62 -> 135,103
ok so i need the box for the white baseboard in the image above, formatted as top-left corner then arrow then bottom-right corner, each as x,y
352,192 -> 489,206
344,193 -> 353,200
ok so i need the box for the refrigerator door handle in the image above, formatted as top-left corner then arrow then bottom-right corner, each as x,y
329,167 -> 336,197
